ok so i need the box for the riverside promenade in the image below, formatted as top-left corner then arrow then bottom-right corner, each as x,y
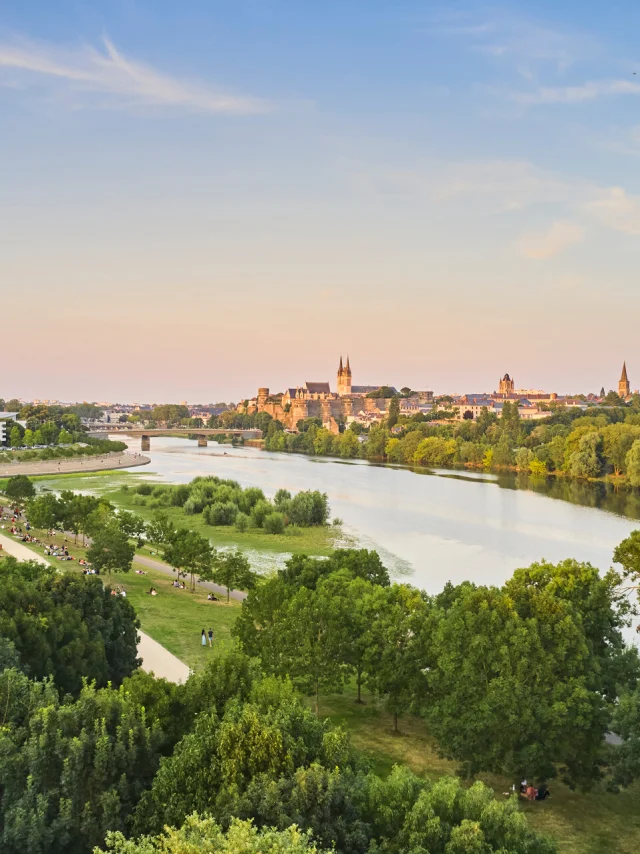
0,451 -> 150,477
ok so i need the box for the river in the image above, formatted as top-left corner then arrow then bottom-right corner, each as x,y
118,437 -> 639,596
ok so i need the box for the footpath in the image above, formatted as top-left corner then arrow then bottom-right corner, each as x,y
134,553 -> 248,602
0,531 -> 189,684
0,451 -> 150,477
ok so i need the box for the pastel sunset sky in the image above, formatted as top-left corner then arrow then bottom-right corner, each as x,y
2,0 -> 639,402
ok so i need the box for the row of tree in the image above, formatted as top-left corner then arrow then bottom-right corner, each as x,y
264,404 -> 640,486
234,542 -> 640,791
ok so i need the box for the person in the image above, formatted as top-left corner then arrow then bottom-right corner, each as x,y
208,627 -> 213,647
526,785 -> 536,801
151,587 -> 157,596
536,784 -> 550,801
207,592 -> 218,601
201,628 -> 206,647
520,779 -> 528,794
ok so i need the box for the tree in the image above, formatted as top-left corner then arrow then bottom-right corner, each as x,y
423,560 -> 637,787
118,510 -> 148,547
86,520 -> 135,582
364,584 -> 428,731
387,397 -> 400,429
4,475 -> 35,502
626,440 -> 640,487
9,425 -> 22,448
98,816 -> 331,854
57,428 -> 73,444
263,511 -> 286,534
22,428 -> 34,446
0,677 -> 161,854
146,512 -> 176,546
26,492 -> 62,530
207,549 -> 256,601
164,528 -> 214,591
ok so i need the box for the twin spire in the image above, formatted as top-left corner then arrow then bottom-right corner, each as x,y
338,355 -> 351,376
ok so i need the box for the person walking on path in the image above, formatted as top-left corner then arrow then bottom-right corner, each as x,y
207,627 -> 213,647
201,628 -> 206,647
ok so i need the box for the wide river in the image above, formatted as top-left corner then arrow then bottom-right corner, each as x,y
120,437 -> 640,597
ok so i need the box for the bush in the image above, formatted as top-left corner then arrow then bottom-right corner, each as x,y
170,484 -> 191,506
238,486 -> 265,514
136,483 -> 153,496
131,495 -> 148,507
251,498 -> 274,528
263,512 -> 286,534
204,501 -> 238,526
287,491 -> 329,527
235,512 -> 250,532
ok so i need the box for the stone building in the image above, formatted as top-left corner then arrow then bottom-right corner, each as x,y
245,358 -> 393,431
619,362 -> 631,399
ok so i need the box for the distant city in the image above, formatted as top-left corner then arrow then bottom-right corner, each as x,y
2,358 -> 636,436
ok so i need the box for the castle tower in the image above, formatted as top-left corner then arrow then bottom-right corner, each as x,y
619,362 -> 630,399
337,355 -> 352,396
498,373 -> 514,396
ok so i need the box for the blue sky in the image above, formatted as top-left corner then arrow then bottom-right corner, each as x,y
1,1 -> 639,402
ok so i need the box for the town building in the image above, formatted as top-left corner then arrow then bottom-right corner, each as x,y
244,358 -> 395,431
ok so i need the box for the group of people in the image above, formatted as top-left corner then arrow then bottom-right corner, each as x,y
147,587 -> 158,596
519,780 -> 550,801
201,627 -> 214,647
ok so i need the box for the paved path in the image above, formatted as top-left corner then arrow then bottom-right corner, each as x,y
0,451 -> 150,477
0,532 -> 190,684
134,554 -> 248,602
137,630 -> 190,683
0,532 -> 50,565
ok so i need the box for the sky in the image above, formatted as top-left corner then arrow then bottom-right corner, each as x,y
2,0 -> 639,402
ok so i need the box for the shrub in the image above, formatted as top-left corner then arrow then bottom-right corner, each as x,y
263,512 -> 286,534
251,499 -> 274,528
136,483 -> 153,496
235,512 -> 250,533
204,501 -> 238,526
287,491 -> 329,527
238,487 -> 265,514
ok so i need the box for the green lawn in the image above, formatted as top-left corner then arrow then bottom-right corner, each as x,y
319,689 -> 640,854
5,530 -> 240,672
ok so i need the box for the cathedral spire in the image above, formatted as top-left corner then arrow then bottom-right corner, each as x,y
339,355 -> 343,372
619,361 -> 631,398
346,355 -> 351,375
621,361 -> 628,382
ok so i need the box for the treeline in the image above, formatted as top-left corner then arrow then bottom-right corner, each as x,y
0,593 -> 558,853
123,475 -> 330,535
235,542 -> 640,792
265,403 -> 640,486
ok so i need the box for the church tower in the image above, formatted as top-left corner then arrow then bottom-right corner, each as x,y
619,362 -> 630,399
337,355 -> 352,396
498,373 -> 514,396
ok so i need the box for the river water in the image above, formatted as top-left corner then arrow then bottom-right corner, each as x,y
119,437 -> 639,595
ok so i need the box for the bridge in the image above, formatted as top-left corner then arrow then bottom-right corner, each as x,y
88,427 -> 262,450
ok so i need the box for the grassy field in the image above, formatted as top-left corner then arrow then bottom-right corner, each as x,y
2,530 -> 240,672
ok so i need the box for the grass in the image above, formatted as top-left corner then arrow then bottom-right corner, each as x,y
319,689 -> 640,854
4,529 -> 240,673
0,470 -> 135,491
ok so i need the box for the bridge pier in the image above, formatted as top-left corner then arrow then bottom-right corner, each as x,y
141,435 -> 150,451
197,435 -> 208,447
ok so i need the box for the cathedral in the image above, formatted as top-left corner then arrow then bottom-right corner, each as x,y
245,357 -> 393,431
619,362 -> 631,399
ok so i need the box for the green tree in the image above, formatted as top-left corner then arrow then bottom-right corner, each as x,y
9,425 -> 22,448
626,440 -> 640,487
98,815 -> 331,854
146,512 -> 176,546
4,475 -> 35,502
387,396 -> 400,429
0,677 -> 161,854
57,428 -> 73,444
164,528 -> 214,591
86,519 -> 135,582
118,509 -> 148,547
26,492 -> 62,530
207,549 -> 256,602
22,428 -> 34,446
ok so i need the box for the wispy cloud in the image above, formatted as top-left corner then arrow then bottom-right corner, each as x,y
0,34 -> 269,114
512,78 -> 640,105
430,9 -> 597,76
517,220 -> 584,259
585,187 -> 640,236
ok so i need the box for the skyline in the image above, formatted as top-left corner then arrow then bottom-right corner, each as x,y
2,0 -> 639,400
2,355 -> 635,405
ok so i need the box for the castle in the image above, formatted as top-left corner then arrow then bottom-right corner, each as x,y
244,357 -> 394,432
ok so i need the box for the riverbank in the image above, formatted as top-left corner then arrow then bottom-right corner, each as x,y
0,451 -> 150,477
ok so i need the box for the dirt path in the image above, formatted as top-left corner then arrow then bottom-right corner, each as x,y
134,554 -> 248,602
0,451 -> 150,477
0,532 -> 50,565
